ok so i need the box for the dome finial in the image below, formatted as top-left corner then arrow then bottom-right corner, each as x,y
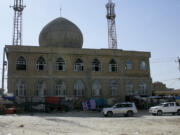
60,7 -> 62,17
59,1 -> 63,17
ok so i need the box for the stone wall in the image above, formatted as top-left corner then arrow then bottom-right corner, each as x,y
6,45 -> 152,101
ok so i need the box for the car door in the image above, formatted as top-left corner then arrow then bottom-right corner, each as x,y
112,104 -> 120,114
168,103 -> 176,112
114,104 -> 122,114
163,103 -> 169,112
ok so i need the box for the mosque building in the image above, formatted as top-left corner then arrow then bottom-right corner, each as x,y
5,17 -> 152,103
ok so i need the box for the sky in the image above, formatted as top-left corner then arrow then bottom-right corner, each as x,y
0,0 -> 180,91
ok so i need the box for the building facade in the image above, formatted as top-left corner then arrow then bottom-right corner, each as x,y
5,17 -> 152,103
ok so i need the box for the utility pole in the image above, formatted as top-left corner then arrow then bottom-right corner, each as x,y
178,57 -> 180,71
1,48 -> 7,91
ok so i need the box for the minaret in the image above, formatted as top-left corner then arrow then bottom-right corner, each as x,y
106,0 -> 117,49
11,0 -> 26,45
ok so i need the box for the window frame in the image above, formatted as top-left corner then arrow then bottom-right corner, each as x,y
74,80 -> 85,97
36,57 -> 46,71
140,61 -> 147,70
56,57 -> 66,71
92,80 -> 101,96
16,56 -> 27,71
74,58 -> 84,72
92,59 -> 101,72
16,80 -> 26,97
55,80 -> 66,96
125,60 -> 133,70
109,59 -> 118,72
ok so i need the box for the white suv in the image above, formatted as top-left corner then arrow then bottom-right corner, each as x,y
102,102 -> 138,117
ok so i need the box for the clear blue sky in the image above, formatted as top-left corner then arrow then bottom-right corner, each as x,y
0,0 -> 180,90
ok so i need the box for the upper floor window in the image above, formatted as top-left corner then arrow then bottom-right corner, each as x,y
36,57 -> 46,71
56,57 -> 66,71
92,59 -> 101,72
55,80 -> 66,96
125,60 -> 133,70
139,81 -> 147,95
35,80 -> 46,97
110,80 -> 118,96
92,80 -> 101,96
140,61 -> 147,70
16,56 -> 26,70
74,80 -> 84,96
74,58 -> 84,72
125,81 -> 134,95
16,80 -> 26,96
109,59 -> 118,72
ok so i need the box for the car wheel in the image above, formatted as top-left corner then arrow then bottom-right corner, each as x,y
127,110 -> 133,117
157,110 -> 163,116
177,110 -> 180,115
107,111 -> 113,117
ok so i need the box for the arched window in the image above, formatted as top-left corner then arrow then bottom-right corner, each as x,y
110,80 -> 118,96
36,80 -> 46,97
140,61 -> 147,70
74,58 -> 84,72
36,57 -> 46,71
74,80 -> 85,96
56,57 -> 65,71
16,56 -> 26,70
55,80 -> 66,96
92,59 -> 101,72
139,81 -> 147,95
92,80 -> 101,96
125,60 -> 133,70
16,80 -> 26,96
109,59 -> 118,72
125,81 -> 134,95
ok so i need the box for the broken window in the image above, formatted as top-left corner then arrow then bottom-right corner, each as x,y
16,56 -> 26,70
109,59 -> 118,72
74,58 -> 84,72
92,59 -> 101,72
36,57 -> 46,71
56,57 -> 65,71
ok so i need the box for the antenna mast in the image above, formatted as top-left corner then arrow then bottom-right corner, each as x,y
106,0 -> 117,49
11,0 -> 26,46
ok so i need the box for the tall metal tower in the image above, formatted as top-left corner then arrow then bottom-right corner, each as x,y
11,0 -> 25,46
106,0 -> 117,49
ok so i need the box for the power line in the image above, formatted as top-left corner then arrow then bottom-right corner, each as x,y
150,57 -> 177,64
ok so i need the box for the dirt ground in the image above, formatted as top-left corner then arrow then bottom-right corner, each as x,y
0,111 -> 180,135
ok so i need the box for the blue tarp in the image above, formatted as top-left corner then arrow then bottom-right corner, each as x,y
2,96 -> 15,101
174,96 -> 180,100
91,98 -> 107,107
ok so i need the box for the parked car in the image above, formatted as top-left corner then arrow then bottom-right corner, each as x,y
102,102 -> 138,117
149,102 -> 180,116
